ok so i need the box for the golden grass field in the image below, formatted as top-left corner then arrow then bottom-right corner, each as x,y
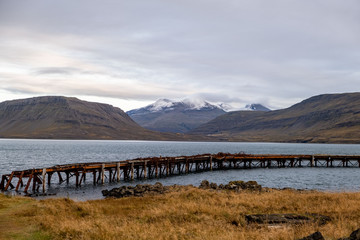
1,187 -> 360,240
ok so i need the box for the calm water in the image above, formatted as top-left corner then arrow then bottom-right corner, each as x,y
1,139 -> 360,200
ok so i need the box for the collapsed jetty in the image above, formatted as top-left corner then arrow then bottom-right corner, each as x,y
1,153 -> 360,194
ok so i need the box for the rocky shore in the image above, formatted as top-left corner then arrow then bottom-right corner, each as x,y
101,180 -> 263,198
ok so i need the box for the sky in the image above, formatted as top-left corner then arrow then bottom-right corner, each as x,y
0,0 -> 359,111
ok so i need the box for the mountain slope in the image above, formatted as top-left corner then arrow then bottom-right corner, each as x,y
0,96 -> 194,140
127,99 -> 226,133
190,93 -> 360,143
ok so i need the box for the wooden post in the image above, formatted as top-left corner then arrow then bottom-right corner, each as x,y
148,165 -> 151,178
144,161 -> 147,179
75,171 -> 79,187
311,156 -> 315,167
116,163 -> 120,182
83,169 -> 87,182
93,171 -> 97,185
0,176 -> 5,190
4,172 -> 15,191
0,175 -> 5,190
109,169 -> 112,183
79,172 -> 86,186
32,174 -> 37,192
42,168 -> 46,193
166,160 -> 169,177
57,172 -> 63,183
123,167 -> 128,180
210,156 -> 213,171
186,158 -> 189,173
15,172 -> 25,191
47,173 -> 53,186
66,172 -> 70,184
131,163 -> 134,181
24,173 -> 33,193
101,164 -> 105,184
155,160 -> 159,178
136,166 -> 140,179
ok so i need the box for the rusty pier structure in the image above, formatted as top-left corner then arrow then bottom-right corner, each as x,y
1,153 -> 360,194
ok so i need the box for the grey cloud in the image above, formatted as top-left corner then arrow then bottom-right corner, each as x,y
33,67 -> 80,75
0,0 -> 359,110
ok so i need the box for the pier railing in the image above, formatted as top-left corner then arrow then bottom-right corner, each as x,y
1,153 -> 360,193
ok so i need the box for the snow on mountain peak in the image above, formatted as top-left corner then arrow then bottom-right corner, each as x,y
215,103 -> 233,112
148,98 -> 175,112
181,98 -> 209,110
242,104 -> 270,111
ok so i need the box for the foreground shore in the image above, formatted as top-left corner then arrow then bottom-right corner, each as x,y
1,183 -> 360,240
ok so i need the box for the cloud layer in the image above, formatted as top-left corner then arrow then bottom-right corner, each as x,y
1,0 -> 359,110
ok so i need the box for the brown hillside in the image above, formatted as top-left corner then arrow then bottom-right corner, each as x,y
0,96 -> 195,140
191,92 -> 360,143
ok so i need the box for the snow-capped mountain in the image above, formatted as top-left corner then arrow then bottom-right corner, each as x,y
242,104 -> 271,111
127,98 -> 223,115
127,98 -> 226,133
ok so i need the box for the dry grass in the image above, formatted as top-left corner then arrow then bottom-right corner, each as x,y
1,187 -> 360,240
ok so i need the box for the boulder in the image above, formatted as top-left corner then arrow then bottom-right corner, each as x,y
298,231 -> 325,240
199,180 -> 210,189
339,228 -> 360,240
245,213 -> 330,226
102,182 -> 168,198
350,228 -> 360,240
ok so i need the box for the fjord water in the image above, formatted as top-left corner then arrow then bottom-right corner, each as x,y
1,139 -> 360,200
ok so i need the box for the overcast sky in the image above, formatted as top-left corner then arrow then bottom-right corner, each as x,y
0,0 -> 359,111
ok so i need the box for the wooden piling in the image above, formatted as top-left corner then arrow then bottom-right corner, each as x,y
32,174 -> 37,192
47,172 -> 53,186
144,161 -> 147,179
155,160 -> 159,178
4,172 -> 14,191
101,164 -> 105,184
131,163 -> 134,181
116,162 -> 120,182
66,172 -> 70,184
75,171 -> 79,187
311,155 -> 315,167
93,171 -> 96,185
15,172 -> 24,191
42,168 -> 46,193
166,160 -> 169,177
57,172 -> 63,183
24,173 -> 33,193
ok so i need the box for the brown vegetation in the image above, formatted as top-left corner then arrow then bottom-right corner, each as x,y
1,187 -> 360,240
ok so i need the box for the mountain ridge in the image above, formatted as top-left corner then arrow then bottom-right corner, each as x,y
190,92 -> 360,143
0,96 -> 201,140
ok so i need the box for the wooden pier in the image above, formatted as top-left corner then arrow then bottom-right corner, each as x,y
1,153 -> 360,193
